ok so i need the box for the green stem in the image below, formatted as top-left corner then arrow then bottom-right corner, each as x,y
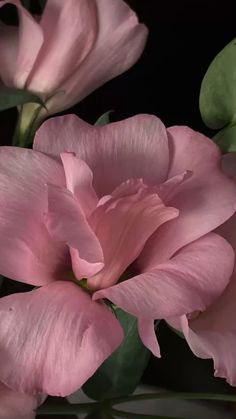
110,391 -> 236,405
13,103 -> 46,147
108,406 -> 186,419
37,392 -> 236,416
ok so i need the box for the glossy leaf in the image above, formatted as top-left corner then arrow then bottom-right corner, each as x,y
199,38 -> 236,130
0,86 -> 44,112
83,308 -> 150,400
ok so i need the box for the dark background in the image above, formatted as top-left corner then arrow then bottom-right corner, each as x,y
1,0 -> 236,416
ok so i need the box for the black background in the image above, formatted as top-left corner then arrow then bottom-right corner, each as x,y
1,1 -> 236,416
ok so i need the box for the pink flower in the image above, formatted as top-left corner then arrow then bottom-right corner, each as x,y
0,114 -> 235,397
0,381 -> 42,419
0,0 -> 148,115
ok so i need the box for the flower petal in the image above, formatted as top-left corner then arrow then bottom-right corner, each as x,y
88,179 -> 178,290
0,22 -> 18,86
45,184 -> 104,278
138,318 -> 160,357
34,114 -> 170,196
0,147 -> 68,285
177,205 -> 236,387
179,290 -> 236,387
221,152 -> 236,181
94,233 -> 233,320
44,0 -> 148,113
0,381 -> 39,419
0,0 -> 43,88
0,281 -> 123,396
141,126 -> 236,266
27,0 -> 97,94
61,152 -> 98,217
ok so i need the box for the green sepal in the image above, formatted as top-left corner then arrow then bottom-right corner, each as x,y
213,124 -> 236,152
82,308 -> 151,401
0,86 -> 44,112
95,111 -> 113,126
199,38 -> 236,130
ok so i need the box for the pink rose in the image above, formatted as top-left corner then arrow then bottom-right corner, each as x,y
0,114 -> 235,398
0,0 -> 148,114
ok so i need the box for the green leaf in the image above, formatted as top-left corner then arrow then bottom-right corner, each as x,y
95,111 -> 113,126
199,38 -> 236,129
83,308 -> 151,400
0,87 -> 44,112
213,123 -> 236,152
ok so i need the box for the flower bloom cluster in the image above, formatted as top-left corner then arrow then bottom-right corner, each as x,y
0,0 -> 236,418
0,114 -> 235,403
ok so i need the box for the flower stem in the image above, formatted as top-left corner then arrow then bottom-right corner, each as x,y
37,392 -> 236,416
109,391 -> 236,405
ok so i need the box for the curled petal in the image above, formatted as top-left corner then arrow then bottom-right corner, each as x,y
45,184 -> 104,278
27,0 -> 97,93
43,0 -> 148,113
0,0 -> 43,88
138,318 -> 160,357
88,179 -> 178,290
94,233 -> 233,321
61,152 -> 98,217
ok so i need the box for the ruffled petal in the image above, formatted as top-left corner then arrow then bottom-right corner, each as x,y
178,293 -> 236,387
94,233 -> 233,320
140,126 -> 236,266
45,184 -> 104,278
34,114 -> 170,196
61,152 -> 98,217
0,0 -> 43,88
88,179 -> 178,290
138,318 -> 160,357
0,147 -> 68,285
0,281 -> 123,396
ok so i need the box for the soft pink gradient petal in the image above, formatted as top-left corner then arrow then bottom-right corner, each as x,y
0,381 -> 40,419
0,281 -> 123,396
140,126 -> 236,267
34,114 -> 170,196
167,186 -> 236,387
157,170 -> 192,202
0,22 -> 18,85
0,0 -> 43,88
0,147 -> 68,285
221,152 -> 236,181
88,179 -> 178,290
94,233 -> 233,320
27,0 -> 97,94
45,184 -> 104,278
61,152 -> 98,217
138,318 -> 160,357
179,289 -> 236,387
44,0 -> 148,113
